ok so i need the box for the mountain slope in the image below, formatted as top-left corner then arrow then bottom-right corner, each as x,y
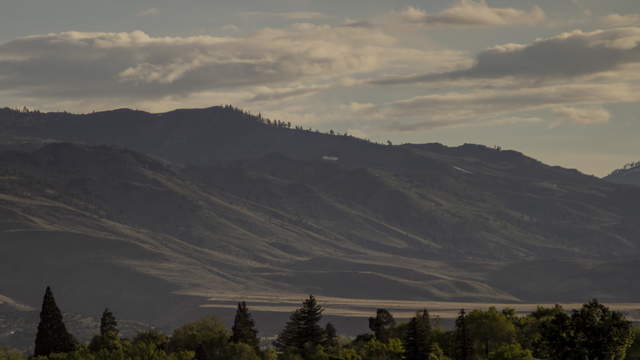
1,106 -> 640,330
605,162 -> 640,186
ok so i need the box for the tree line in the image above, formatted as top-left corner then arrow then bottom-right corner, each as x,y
1,286 -> 639,360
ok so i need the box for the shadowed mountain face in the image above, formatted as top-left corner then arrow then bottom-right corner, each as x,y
605,162 -> 640,187
1,106 -> 640,329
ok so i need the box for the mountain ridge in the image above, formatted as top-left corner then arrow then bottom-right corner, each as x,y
1,105 -> 639,335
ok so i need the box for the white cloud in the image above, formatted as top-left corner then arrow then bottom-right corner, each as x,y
398,0 -> 545,27
552,106 -> 611,125
601,14 -> 640,27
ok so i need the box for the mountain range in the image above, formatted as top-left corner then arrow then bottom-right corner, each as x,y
1,106 -> 639,339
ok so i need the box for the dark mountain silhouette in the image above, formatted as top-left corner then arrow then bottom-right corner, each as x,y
1,106 -> 640,332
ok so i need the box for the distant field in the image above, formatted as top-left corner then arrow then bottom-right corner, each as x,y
198,293 -> 640,321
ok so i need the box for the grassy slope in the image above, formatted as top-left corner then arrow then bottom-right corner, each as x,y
1,107 -> 640,327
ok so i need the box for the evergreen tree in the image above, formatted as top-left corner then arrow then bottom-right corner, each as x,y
274,295 -> 325,353
369,309 -> 396,342
324,322 -> 338,349
34,286 -> 76,357
298,295 -> 325,348
405,309 -> 432,360
453,309 -> 472,360
231,302 -> 260,352
274,309 -> 303,352
100,308 -> 119,338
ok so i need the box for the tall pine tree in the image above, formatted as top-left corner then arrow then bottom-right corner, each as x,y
274,295 -> 325,353
231,301 -> 259,352
298,295 -> 325,348
274,309 -> 303,352
405,309 -> 432,360
454,309 -> 472,360
34,286 -> 76,357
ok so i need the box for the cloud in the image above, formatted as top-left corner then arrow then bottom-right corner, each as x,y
601,14 -> 640,27
138,8 -> 160,16
552,106 -> 611,125
352,83 -> 639,131
398,0 -> 545,27
240,11 -> 328,20
0,25 -> 457,103
373,27 -> 640,85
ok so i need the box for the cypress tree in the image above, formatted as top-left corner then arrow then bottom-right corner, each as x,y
453,309 -> 472,360
34,286 -> 76,357
405,309 -> 432,360
231,301 -> 259,352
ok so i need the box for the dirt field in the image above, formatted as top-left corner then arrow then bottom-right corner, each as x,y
196,292 -> 640,321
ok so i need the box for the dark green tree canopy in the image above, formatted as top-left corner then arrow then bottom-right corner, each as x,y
100,308 -> 119,338
324,322 -> 338,349
274,295 -> 325,354
34,286 -> 76,357
454,309 -> 473,360
405,309 -> 432,360
231,302 -> 259,352
369,308 -> 396,342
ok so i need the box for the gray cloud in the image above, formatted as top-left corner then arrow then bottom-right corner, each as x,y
353,83 -> 639,131
398,1 -> 545,27
0,26 -> 425,101
374,27 -> 640,85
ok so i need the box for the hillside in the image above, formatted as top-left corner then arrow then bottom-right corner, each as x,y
1,106 -> 640,335
605,162 -> 640,186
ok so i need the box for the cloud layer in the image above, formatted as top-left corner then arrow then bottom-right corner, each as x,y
0,26 -> 458,104
374,27 -> 640,85
398,0 -> 545,27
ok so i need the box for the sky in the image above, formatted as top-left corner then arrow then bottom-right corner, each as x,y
1,0 -> 639,176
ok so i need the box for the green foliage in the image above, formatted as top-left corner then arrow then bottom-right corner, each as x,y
99,309 -> 119,339
466,307 -> 516,359
132,329 -> 169,349
324,323 -> 338,349
454,309 -> 473,360
222,343 -> 260,360
34,286 -> 77,357
231,302 -> 260,352
368,309 -> 396,343
0,347 -> 26,360
538,299 -> 634,360
570,299 -> 634,360
359,338 -> 405,360
429,343 -> 451,360
169,315 -> 230,353
405,309 -> 433,360
488,344 -> 533,360
89,309 -> 121,353
274,295 -> 325,354
627,327 -> 640,360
